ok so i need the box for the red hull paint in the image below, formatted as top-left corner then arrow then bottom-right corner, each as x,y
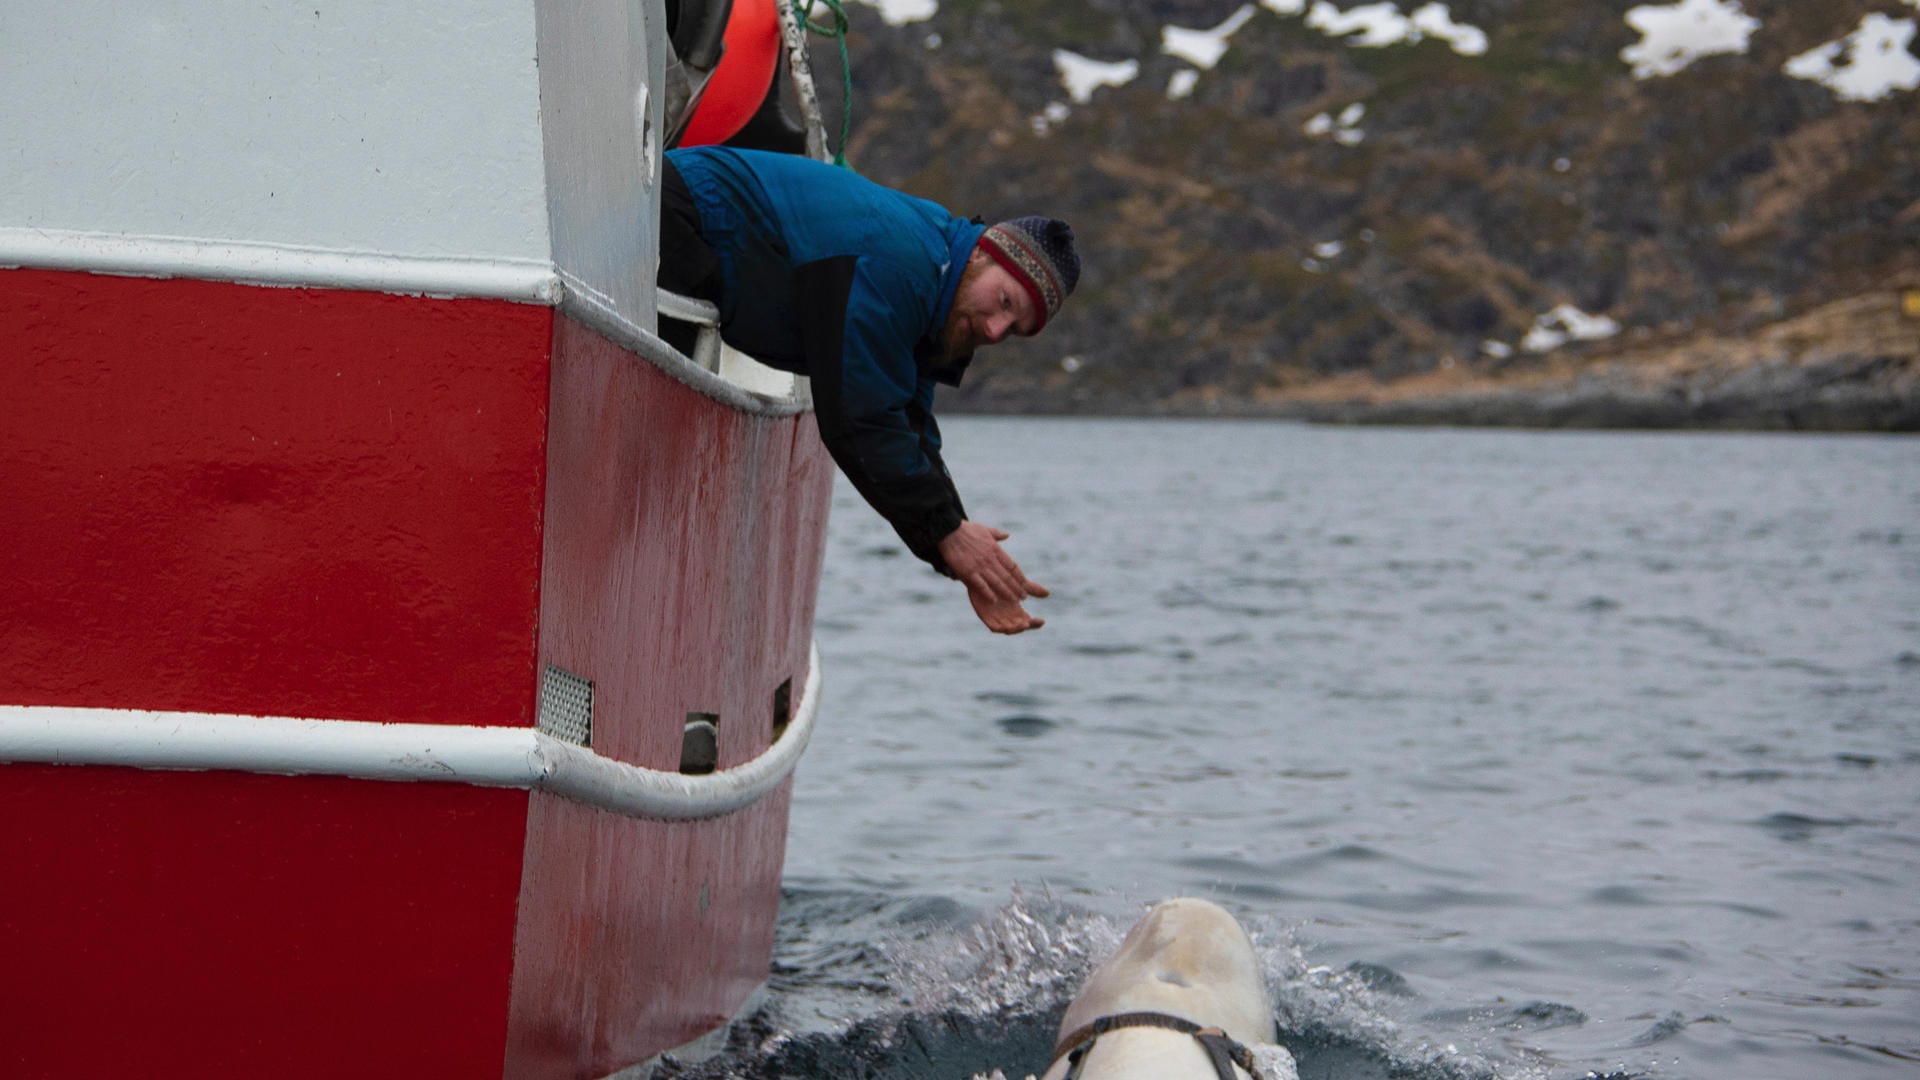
0,270 -> 835,1077
507,315 -> 834,1076
0,766 -> 529,1077
0,269 -> 552,725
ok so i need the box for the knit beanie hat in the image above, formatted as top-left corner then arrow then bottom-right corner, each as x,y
978,217 -> 1080,332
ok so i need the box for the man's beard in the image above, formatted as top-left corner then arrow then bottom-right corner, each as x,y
934,254 -> 991,367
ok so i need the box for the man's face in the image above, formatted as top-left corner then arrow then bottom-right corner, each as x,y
937,249 -> 1041,364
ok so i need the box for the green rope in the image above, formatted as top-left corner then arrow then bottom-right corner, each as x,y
792,0 -> 854,167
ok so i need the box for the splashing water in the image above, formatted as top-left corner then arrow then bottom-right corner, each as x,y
651,891 -> 1612,1080
892,886 -> 1125,1019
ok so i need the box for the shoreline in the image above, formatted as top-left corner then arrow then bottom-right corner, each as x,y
949,292 -> 1920,433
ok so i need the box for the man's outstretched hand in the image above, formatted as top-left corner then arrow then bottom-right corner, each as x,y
937,520 -> 1050,634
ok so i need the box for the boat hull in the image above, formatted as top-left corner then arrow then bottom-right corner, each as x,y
0,267 -> 834,1077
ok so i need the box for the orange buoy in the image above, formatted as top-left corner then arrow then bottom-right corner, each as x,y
680,0 -> 780,147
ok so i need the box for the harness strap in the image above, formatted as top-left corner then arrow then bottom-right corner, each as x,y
1050,1010 -> 1265,1080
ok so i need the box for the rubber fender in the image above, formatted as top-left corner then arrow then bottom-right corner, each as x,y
679,0 -> 781,147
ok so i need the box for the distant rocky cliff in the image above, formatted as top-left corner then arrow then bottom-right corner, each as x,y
799,0 -> 1920,428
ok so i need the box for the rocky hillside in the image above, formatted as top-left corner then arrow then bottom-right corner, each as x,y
796,0 -> 1920,428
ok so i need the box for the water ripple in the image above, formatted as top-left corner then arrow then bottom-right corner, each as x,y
994,715 -> 1056,738
1753,812 -> 1875,840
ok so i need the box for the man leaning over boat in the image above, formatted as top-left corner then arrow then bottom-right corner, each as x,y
658,146 -> 1080,635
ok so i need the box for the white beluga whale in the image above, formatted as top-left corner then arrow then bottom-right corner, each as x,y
1037,898 -> 1297,1080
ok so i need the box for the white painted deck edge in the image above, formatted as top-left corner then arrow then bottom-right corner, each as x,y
0,643 -> 822,822
0,227 -> 563,302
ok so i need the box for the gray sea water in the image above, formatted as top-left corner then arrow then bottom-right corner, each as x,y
661,417 -> 1920,1080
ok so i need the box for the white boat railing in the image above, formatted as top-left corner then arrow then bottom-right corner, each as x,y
0,642 -> 822,823
656,286 -> 724,373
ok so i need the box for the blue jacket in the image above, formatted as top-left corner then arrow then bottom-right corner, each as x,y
666,147 -> 986,572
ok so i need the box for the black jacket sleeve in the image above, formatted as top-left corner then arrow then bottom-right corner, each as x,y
796,255 -> 968,574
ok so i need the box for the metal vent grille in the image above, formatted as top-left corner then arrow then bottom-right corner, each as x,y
537,665 -> 593,747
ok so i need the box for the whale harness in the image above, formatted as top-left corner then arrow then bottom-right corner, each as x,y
1049,1010 -> 1267,1080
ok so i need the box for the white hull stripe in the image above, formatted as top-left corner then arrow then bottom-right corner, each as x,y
0,226 -> 562,303
0,644 -> 821,823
